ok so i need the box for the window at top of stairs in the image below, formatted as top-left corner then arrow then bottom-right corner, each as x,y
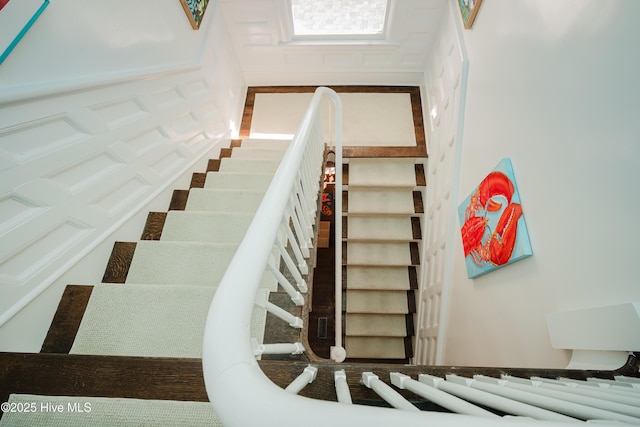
290,0 -> 388,38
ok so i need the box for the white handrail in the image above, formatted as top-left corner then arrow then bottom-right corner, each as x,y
201,86 -> 579,427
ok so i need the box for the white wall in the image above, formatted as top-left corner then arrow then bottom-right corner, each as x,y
0,0 -> 247,351
440,0 -> 640,368
416,3 -> 467,366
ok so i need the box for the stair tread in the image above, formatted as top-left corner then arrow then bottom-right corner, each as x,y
345,336 -> 406,359
161,211 -> 253,243
347,242 -> 412,266
125,241 -> 277,290
230,147 -> 286,160
126,241 -> 236,287
346,290 -> 408,314
70,284 -> 267,358
346,266 -> 411,290
185,189 -> 265,213
204,172 -> 274,191
347,189 -> 415,214
218,158 -> 281,174
348,158 -> 417,188
347,216 -> 413,241
346,313 -> 407,337
240,138 -> 291,150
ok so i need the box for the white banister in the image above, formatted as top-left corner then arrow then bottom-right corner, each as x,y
201,86 -> 582,427
253,341 -> 305,357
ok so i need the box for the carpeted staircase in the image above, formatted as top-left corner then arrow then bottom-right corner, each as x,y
0,138 -> 294,425
343,158 -> 424,361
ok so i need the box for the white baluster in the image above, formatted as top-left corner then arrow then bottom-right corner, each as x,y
253,341 -> 305,356
494,375 -> 640,421
391,373 -> 496,417
531,376 -> 640,407
275,239 -> 308,293
254,290 -> 303,328
361,372 -> 419,412
334,370 -> 352,404
285,366 -> 318,394
266,260 -> 304,306
433,375 -> 577,422
286,201 -> 310,259
283,221 -> 308,274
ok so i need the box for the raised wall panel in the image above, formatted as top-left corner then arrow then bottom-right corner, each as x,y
0,194 -> 47,235
91,175 -> 153,217
89,97 -> 149,129
0,114 -> 90,164
0,219 -> 93,285
0,7 -> 246,330
124,127 -> 168,157
415,6 -> 466,365
150,87 -> 184,109
44,152 -> 126,195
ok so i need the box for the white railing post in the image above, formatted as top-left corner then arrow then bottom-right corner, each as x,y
391,373 -> 497,417
285,366 -> 318,394
330,87 -> 344,363
334,370 -> 353,404
362,372 -> 420,412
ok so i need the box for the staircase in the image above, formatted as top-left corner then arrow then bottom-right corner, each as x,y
2,137 -> 640,425
0,138 -> 300,425
343,158 -> 425,362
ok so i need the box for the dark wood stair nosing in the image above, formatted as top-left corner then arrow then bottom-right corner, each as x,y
102,241 -> 137,284
40,285 -> 94,354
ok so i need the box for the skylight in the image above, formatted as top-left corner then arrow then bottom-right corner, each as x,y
291,0 -> 388,36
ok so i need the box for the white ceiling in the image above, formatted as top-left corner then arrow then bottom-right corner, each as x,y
218,0 -> 448,86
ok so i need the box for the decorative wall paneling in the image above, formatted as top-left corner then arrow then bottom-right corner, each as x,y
220,0 -> 448,86
0,16 -> 246,330
415,3 -> 467,365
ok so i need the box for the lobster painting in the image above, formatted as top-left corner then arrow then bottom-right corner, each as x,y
458,159 -> 532,278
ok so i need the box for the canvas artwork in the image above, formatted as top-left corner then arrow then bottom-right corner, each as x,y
179,0 -> 210,30
458,0 -> 482,29
458,158 -> 533,278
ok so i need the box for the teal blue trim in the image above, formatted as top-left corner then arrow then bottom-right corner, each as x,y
0,0 -> 50,65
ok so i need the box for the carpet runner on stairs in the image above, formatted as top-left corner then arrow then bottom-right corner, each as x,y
69,139 -> 291,359
343,157 -> 424,361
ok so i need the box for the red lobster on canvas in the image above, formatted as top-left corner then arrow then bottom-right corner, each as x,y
461,171 -> 522,266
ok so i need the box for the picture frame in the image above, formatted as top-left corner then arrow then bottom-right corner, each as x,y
458,158 -> 533,278
179,0 -> 210,30
458,0 -> 482,29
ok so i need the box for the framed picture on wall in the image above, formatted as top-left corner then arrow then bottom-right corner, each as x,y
458,0 -> 482,29
458,158 -> 533,278
179,0 -> 210,30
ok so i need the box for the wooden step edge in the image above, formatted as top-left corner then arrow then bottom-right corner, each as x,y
415,163 -> 426,186
0,353 -> 208,406
102,241 -> 137,283
190,172 -> 206,189
169,189 -> 189,211
40,285 -> 94,354
4,352 -> 634,408
140,212 -> 167,241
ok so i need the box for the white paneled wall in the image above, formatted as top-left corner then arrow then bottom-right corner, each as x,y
415,1 -> 467,365
0,9 -> 246,347
220,0 -> 447,86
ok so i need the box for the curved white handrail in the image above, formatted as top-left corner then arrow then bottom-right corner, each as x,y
201,87 -> 578,427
